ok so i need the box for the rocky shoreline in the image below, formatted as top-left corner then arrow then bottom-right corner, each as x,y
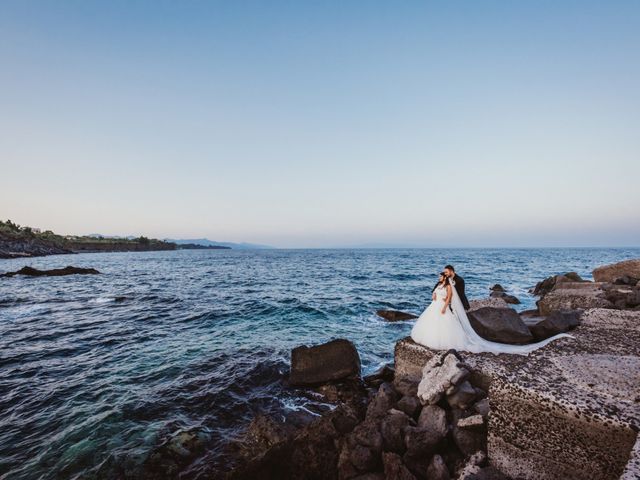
201,258 -> 640,480
0,220 -> 178,259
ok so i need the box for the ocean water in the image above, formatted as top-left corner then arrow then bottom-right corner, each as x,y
1,247 -> 639,479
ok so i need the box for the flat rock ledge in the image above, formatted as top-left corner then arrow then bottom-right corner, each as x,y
394,308 -> 640,480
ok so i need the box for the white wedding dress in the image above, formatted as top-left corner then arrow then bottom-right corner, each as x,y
410,283 -> 573,355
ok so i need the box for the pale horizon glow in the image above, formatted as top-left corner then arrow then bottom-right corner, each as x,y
1,1 -> 639,248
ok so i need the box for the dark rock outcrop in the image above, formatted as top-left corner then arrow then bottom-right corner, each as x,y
376,310 -> 418,322
363,364 -> 395,388
1,266 -> 100,277
529,310 -> 581,341
468,307 -> 534,344
531,272 -> 586,297
289,339 -> 361,386
143,426 -> 210,479
229,347 -> 498,479
602,283 -> 640,310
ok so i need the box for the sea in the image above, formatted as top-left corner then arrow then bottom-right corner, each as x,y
1,247 -> 639,479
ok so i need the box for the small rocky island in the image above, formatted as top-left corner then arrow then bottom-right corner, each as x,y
214,259 -> 640,480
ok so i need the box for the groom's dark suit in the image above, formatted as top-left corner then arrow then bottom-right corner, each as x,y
433,274 -> 471,310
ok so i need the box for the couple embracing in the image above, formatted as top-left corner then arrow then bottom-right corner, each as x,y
410,265 -> 571,355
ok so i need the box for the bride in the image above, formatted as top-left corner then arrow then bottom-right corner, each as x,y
410,272 -> 573,355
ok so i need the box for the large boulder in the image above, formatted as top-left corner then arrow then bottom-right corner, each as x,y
380,411 -> 413,453
237,414 -> 298,458
366,382 -> 398,420
417,351 -> 470,405
417,404 -> 448,440
531,272 -> 585,297
1,265 -> 100,277
290,339 -> 361,386
529,310 -> 581,341
467,307 -> 534,344
593,259 -> 640,283
376,310 -> 418,322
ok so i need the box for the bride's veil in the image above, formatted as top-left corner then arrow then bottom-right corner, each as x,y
448,284 -> 573,355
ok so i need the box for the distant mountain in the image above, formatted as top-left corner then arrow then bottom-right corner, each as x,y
168,238 -> 274,250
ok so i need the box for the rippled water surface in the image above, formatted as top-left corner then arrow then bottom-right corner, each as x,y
1,248 -> 639,479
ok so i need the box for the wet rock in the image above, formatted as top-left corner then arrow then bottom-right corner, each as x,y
426,454 -> 451,480
382,452 -> 417,480
314,378 -> 368,404
143,426 -> 210,478
468,307 -> 533,344
376,310 -> 418,322
363,364 -> 395,388
417,351 -> 470,405
287,416 -> 342,479
593,259 -> 640,283
0,265 -> 100,277
417,405 -> 448,439
381,411 -> 413,453
366,382 -> 398,420
529,310 -> 581,341
446,381 -> 477,410
290,338 -> 361,386
239,415 -> 297,458
397,395 -> 421,418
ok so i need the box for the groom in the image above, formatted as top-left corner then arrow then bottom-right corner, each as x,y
439,264 -> 471,311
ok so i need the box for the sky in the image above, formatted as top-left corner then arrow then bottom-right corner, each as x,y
1,1 -> 639,248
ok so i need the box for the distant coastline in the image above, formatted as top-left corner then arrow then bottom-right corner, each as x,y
0,220 -> 229,259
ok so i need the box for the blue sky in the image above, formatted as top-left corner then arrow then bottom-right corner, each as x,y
1,1 -> 638,247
